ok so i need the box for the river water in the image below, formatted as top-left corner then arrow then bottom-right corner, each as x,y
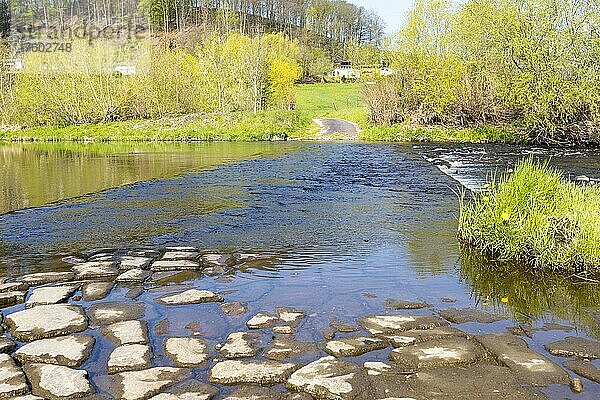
1,141 -> 600,398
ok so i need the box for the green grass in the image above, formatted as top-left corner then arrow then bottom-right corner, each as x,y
458,159 -> 600,271
295,83 -> 364,117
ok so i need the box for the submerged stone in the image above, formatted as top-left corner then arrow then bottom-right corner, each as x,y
325,336 -> 388,357
286,356 -> 369,400
565,359 -> 600,384
438,308 -> 503,324
120,257 -> 153,271
384,326 -> 467,348
116,269 -> 152,284
24,363 -> 94,400
72,261 -> 118,280
329,321 -> 360,333
247,312 -> 279,329
264,338 -> 318,360
14,334 -> 95,367
0,354 -> 29,398
0,291 -> 26,307
82,282 -> 114,301
209,360 -> 298,385
201,254 -> 236,267
156,289 -> 223,305
101,320 -> 149,345
150,260 -> 200,272
219,332 -> 262,359
164,337 -> 208,367
357,315 -> 447,335
389,337 -> 485,369
26,285 -> 78,308
107,344 -> 153,373
19,272 -> 74,286
87,301 -> 145,325
384,299 -> 428,310
6,304 -> 88,342
476,333 -> 569,386
544,336 -> 600,359
98,367 -> 189,400
219,302 -> 248,316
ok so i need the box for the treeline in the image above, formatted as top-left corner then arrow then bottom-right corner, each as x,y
365,0 -> 600,146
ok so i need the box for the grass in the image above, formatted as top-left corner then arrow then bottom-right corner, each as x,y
458,159 -> 600,271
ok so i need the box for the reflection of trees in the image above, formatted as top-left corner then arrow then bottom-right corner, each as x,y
405,220 -> 459,277
459,249 -> 600,338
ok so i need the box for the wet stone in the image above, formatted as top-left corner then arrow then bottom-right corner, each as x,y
149,380 -> 217,400
324,336 -> 387,357
264,338 -> 317,360
87,301 -> 145,325
219,302 -> 248,316
24,363 -> 94,400
97,367 -> 189,400
384,299 -> 428,310
0,291 -> 26,307
538,322 -> 574,332
544,336 -> 600,359
164,337 -> 208,367
384,326 -> 467,348
329,321 -> 359,333
276,308 -> 306,326
286,356 -> 369,400
107,344 -> 153,373
156,290 -> 223,305
62,256 -> 86,265
101,320 -> 149,345
119,257 -> 153,271
272,326 -> 295,335
0,354 -> 29,398
363,361 -> 394,376
154,319 -> 170,336
219,332 -> 262,359
209,360 -> 298,385
320,328 -> 336,341
389,337 -> 485,369
0,337 -> 16,353
82,282 -> 114,301
201,254 -> 236,267
247,312 -> 279,329
357,315 -> 448,335
6,304 -> 88,342
14,334 -> 95,367
72,262 -> 118,280
223,386 -> 283,400
438,308 -> 503,324
26,285 -> 78,308
150,260 -> 200,272
19,272 -> 74,286
0,282 -> 28,293
286,393 -> 313,400
162,252 -> 200,261
116,269 -> 152,284
476,333 -> 569,386
565,359 -> 600,384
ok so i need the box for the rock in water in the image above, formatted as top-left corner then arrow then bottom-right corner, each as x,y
14,334 -> 95,367
107,345 -> 153,373
357,315 -> 447,335
389,337 -> 485,368
23,363 -> 94,399
87,302 -> 145,325
324,336 -> 387,357
156,290 -> 223,305
97,367 -> 189,400
5,304 -> 88,342
26,285 -> 78,308
0,354 -> 29,398
209,360 -> 298,385
101,320 -> 149,345
164,337 -> 209,367
545,337 -> 600,359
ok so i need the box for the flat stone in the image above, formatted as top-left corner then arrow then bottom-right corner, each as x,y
438,308 -> 503,324
156,290 -> 223,305
384,326 -> 467,348
14,334 -> 95,367
476,333 -> 569,386
162,252 -> 200,261
164,337 -> 208,367
116,269 -> 152,284
220,332 -> 262,359
357,315 -> 447,335
7,396 -> 45,400
538,322 -> 574,332
26,285 -> 78,307
286,394 -> 313,400
389,337 -> 485,369
24,363 -> 94,399
0,282 -> 28,293
129,249 -> 161,258
82,282 -> 114,301
150,260 -> 200,272
247,312 -> 279,329
0,354 -> 29,398
0,337 -> 16,353
201,254 -> 236,267
264,338 -> 318,360
72,262 -> 118,280
120,257 -> 153,271
150,271 -> 201,285
565,359 -> 600,383
219,302 -> 248,316
325,336 -> 387,357
6,304 -> 88,342
0,291 -> 26,307
19,272 -> 74,286
87,302 -> 145,325
148,380 -> 217,400
62,256 -> 86,265
98,368 -> 190,400
108,344 -> 153,373
544,336 -> 600,358
329,321 -> 359,333
286,356 -> 369,400
384,299 -> 428,310
101,320 -> 149,345
272,326 -> 295,335
209,360 -> 298,385
276,308 -> 306,326
363,361 -> 395,376
223,387 -> 283,400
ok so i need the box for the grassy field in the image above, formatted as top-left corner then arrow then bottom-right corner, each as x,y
459,159 -> 600,271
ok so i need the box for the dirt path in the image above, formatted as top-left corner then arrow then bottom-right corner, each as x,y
313,118 -> 360,140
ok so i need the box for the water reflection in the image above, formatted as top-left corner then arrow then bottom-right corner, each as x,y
460,249 -> 600,337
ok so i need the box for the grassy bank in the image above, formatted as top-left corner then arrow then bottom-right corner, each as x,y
458,159 -> 600,271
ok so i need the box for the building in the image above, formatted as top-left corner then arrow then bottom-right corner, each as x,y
332,61 -> 360,81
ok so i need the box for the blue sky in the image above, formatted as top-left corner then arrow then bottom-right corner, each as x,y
349,0 -> 414,34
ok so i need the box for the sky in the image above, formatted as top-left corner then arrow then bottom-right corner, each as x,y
349,0 -> 414,34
